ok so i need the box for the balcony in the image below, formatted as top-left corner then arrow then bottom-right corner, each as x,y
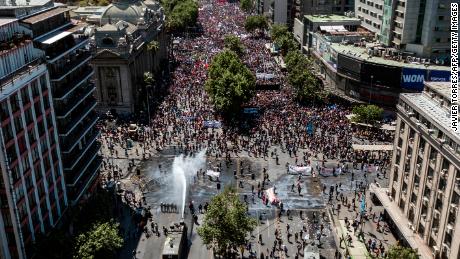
68,156 -> 102,204
49,50 -> 92,81
0,58 -> 44,89
53,70 -> 94,100
55,84 -> 96,119
42,34 -> 89,63
57,99 -> 97,136
60,113 -> 99,153
63,131 -> 100,170
65,142 -> 101,185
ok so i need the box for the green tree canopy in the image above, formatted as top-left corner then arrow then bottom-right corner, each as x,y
244,15 -> 268,33
162,0 -> 198,31
382,245 -> 419,259
270,24 -> 289,42
352,104 -> 384,124
197,187 -> 256,255
240,0 -> 252,12
275,35 -> 298,56
284,50 -> 311,72
223,35 -> 245,56
284,50 -> 322,102
288,68 -> 321,101
147,40 -> 160,53
73,221 -> 124,259
144,72 -> 155,85
205,50 -> 256,114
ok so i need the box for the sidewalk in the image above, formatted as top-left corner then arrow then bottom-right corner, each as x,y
338,219 -> 368,259
327,180 -> 398,259
370,184 -> 433,259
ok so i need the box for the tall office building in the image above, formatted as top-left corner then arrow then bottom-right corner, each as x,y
18,6 -> 102,205
376,82 -> 460,259
256,0 -> 353,28
354,0 -> 384,37
390,0 -> 451,59
0,18 -> 68,259
355,0 -> 452,59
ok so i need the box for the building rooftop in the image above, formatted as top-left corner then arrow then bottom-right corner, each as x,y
425,81 -> 451,100
304,14 -> 360,23
0,0 -> 51,8
0,18 -> 17,27
0,61 -> 45,100
400,84 -> 459,141
21,6 -> 68,24
330,43 -> 449,71
72,6 -> 108,14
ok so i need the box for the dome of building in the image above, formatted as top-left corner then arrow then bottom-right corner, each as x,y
100,0 -> 148,25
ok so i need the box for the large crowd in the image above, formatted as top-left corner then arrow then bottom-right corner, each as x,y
98,0 -> 396,258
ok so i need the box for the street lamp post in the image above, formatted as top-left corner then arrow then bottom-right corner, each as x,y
369,75 -> 373,104
146,84 -> 152,128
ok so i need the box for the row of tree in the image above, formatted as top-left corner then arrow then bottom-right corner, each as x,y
161,0 -> 199,31
270,24 -> 323,102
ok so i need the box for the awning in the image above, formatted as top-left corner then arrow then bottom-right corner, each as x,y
39,31 -> 72,45
319,25 -> 348,32
369,184 -> 433,259
352,144 -> 393,151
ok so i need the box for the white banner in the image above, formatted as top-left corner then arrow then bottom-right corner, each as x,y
319,167 -> 343,177
206,170 -> 220,178
288,165 -> 312,176
265,187 -> 279,204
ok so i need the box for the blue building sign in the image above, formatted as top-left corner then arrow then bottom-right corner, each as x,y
401,68 -> 427,91
428,70 -> 451,82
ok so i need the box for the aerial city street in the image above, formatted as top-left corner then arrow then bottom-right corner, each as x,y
0,0 -> 456,259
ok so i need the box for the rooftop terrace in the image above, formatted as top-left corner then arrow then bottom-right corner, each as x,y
401,83 -> 458,140
0,0 -> 52,8
305,14 -> 361,23
425,81 -> 451,100
330,43 -> 449,71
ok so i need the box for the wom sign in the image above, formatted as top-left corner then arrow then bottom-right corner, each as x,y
401,68 -> 427,91
401,68 -> 451,91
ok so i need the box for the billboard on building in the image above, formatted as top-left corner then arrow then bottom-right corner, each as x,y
401,68 -> 427,91
361,62 -> 402,88
337,54 -> 361,80
428,70 -> 451,82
